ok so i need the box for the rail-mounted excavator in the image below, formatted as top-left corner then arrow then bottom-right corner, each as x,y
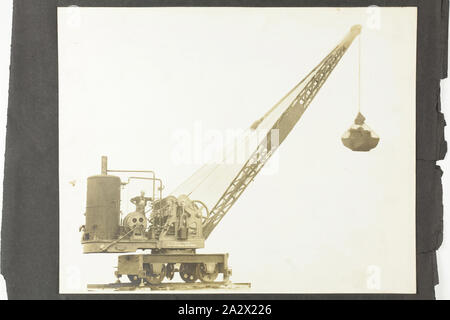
80,25 -> 378,286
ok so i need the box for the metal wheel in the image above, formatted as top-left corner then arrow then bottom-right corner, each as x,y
127,275 -> 140,285
166,263 -> 175,280
179,263 -> 198,283
193,200 -> 210,224
198,263 -> 219,283
143,264 -> 166,285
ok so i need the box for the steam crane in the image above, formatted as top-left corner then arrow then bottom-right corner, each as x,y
81,25 -> 364,286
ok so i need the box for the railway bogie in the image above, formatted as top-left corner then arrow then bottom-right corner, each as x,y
115,253 -> 231,285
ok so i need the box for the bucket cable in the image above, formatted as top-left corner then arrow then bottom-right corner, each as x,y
358,34 -> 361,113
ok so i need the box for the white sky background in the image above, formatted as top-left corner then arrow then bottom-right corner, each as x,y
58,7 -> 416,294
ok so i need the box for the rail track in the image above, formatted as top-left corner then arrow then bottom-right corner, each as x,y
87,281 -> 251,292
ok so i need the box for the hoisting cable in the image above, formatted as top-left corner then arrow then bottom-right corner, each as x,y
171,130 -> 246,197
185,130 -> 254,197
358,34 -> 361,113
186,163 -> 221,197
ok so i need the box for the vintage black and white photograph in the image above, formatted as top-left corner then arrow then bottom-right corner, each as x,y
57,7 -> 417,293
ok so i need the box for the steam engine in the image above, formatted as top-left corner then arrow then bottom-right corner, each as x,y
81,157 -> 230,285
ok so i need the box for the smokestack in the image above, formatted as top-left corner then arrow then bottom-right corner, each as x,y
101,156 -> 108,175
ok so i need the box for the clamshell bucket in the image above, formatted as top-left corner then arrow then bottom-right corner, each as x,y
341,113 -> 379,152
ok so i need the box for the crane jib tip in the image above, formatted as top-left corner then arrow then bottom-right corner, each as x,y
351,25 -> 362,34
